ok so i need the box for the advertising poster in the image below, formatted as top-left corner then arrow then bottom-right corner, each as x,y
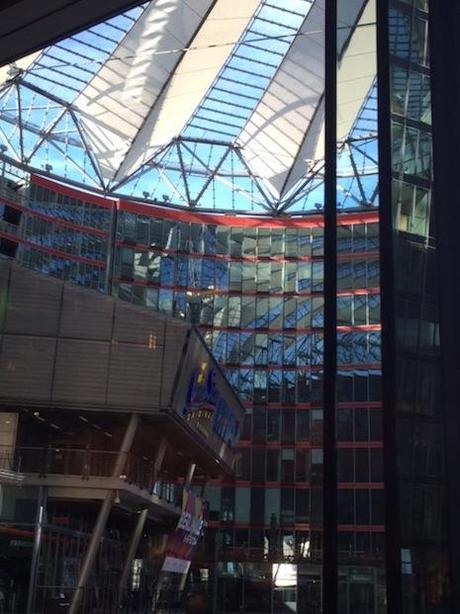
172,330 -> 244,467
161,489 -> 207,575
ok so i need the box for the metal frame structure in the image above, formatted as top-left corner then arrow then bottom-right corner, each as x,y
0,0 -> 378,216
0,74 -> 378,214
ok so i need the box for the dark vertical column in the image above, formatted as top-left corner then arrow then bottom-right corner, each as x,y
105,200 -> 118,295
322,0 -> 337,611
429,2 -> 460,609
375,0 -> 402,612
26,486 -> 47,614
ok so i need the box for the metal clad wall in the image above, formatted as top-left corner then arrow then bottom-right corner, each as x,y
107,343 -> 163,408
0,334 -> 55,399
0,255 -> 242,474
5,267 -> 62,336
113,302 -> 165,344
59,284 -> 114,341
160,320 -> 189,408
0,263 -> 9,330
0,259 -> 192,414
52,339 -> 110,404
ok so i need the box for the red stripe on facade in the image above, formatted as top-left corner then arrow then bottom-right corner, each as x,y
198,323 -> 379,334
336,324 -> 381,332
0,196 -> 109,237
239,401 -> 383,409
337,402 -> 382,409
337,250 -> 380,261
115,240 -> 323,263
236,441 -> 383,450
337,288 -> 380,296
206,521 -> 385,532
336,442 -> 384,449
118,198 -> 379,227
206,480 -> 383,490
0,230 -> 106,268
27,176 -> 380,226
113,278 -> 380,300
113,277 -> 322,297
214,362 -> 380,372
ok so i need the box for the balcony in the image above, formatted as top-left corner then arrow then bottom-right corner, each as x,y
0,445 -> 182,518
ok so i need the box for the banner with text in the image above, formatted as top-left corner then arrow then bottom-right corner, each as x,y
162,489 -> 207,575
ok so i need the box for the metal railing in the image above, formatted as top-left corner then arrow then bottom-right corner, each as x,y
0,445 -> 182,506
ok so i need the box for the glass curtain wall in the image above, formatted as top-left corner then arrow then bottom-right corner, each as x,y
335,2 -> 386,612
388,1 -> 451,612
113,210 -> 327,613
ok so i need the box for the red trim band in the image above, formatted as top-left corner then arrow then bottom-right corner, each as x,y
118,198 -> 379,227
0,230 -> 106,268
0,196 -> 109,237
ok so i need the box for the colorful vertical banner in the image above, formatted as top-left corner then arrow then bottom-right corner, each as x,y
161,489 -> 207,575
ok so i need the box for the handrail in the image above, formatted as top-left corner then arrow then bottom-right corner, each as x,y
0,445 -> 182,506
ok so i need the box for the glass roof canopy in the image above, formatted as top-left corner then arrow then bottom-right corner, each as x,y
0,0 -> 378,215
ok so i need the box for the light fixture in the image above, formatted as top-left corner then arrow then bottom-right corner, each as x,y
6,64 -> 22,80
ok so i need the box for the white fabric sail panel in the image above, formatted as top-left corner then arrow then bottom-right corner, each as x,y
75,0 -> 216,183
337,0 -> 376,142
282,0 -> 374,197
115,0 -> 260,183
239,0 -> 325,199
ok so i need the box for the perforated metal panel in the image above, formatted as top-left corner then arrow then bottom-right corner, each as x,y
107,343 -> 163,409
0,334 -> 55,400
5,266 -> 62,336
60,284 -> 114,341
53,339 -> 110,404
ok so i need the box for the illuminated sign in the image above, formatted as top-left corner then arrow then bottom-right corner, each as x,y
181,361 -> 240,449
171,329 -> 244,466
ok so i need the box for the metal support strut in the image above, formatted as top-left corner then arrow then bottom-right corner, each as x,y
68,414 -> 139,614
26,485 -> 47,614
118,437 -> 168,599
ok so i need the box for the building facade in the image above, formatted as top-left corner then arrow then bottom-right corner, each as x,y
1,174 -> 384,612
0,257 -> 244,613
0,0 -> 457,612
